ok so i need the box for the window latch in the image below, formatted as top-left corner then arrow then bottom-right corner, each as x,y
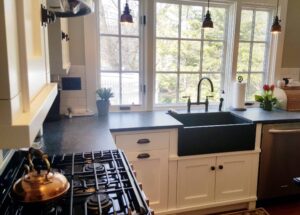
141,15 -> 146,25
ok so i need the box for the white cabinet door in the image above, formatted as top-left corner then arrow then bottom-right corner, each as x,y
126,149 -> 169,211
177,157 -> 215,207
18,0 -> 49,107
215,154 -> 252,201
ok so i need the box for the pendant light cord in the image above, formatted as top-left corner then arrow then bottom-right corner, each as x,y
276,0 -> 279,15
208,0 -> 210,11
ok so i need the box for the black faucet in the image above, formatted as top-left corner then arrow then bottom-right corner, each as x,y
219,90 -> 225,111
185,77 -> 214,113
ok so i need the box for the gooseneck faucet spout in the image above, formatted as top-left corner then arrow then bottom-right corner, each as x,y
184,77 -> 214,113
197,77 -> 214,103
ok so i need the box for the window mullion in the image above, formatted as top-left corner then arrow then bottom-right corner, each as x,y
177,5 -> 182,103
247,10 -> 256,97
199,6 -> 205,100
118,0 -> 122,105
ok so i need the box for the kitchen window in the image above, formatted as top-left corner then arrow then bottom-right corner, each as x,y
96,0 -> 277,109
98,0 -> 143,106
237,8 -> 272,101
155,1 -> 228,105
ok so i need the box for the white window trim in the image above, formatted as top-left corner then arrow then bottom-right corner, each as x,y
83,0 -> 289,113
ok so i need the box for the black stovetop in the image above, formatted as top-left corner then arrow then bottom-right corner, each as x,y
0,150 -> 150,215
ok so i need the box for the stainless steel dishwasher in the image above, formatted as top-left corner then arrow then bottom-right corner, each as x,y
258,122 -> 300,200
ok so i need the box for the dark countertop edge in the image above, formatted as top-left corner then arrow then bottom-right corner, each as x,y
109,124 -> 182,132
252,119 -> 300,124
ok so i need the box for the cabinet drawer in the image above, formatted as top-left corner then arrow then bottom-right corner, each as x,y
115,131 -> 170,151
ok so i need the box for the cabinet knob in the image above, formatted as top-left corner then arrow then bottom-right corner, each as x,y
219,165 -> 223,170
137,138 -> 150,144
210,166 -> 215,171
137,153 -> 150,159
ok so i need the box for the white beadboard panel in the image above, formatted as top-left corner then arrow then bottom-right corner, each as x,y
0,0 -> 21,100
60,90 -> 87,98
0,93 -> 22,125
68,65 -> 86,74
60,97 -> 87,114
278,68 -> 300,81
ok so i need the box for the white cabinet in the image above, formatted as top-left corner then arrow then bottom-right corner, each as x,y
177,154 -> 254,208
48,18 -> 71,75
0,0 -> 57,149
125,149 -> 168,210
215,154 -> 252,201
113,129 -> 172,212
177,157 -> 215,207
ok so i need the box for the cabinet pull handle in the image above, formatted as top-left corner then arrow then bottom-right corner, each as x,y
137,153 -> 150,159
219,165 -> 223,170
269,128 -> 300,134
210,166 -> 215,171
137,138 -> 150,144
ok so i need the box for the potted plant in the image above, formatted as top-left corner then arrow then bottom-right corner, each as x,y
255,84 -> 277,111
96,88 -> 114,116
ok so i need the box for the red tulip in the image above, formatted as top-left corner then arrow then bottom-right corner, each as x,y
263,84 -> 270,91
270,85 -> 275,91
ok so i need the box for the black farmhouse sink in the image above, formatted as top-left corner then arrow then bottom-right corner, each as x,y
169,112 -> 256,156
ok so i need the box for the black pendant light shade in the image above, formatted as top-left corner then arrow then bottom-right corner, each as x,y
202,0 -> 213,29
271,15 -> 281,33
202,10 -> 213,28
271,0 -> 281,33
120,2 -> 133,23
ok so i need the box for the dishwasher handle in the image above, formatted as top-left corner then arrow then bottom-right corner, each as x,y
269,128 -> 300,134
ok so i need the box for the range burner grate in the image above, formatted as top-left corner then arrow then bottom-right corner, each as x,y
0,150 -> 150,215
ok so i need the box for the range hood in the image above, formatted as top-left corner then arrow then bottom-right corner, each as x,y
47,0 -> 94,17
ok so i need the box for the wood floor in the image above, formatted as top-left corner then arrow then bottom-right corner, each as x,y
258,195 -> 300,215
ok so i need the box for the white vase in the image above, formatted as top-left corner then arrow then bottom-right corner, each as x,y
96,100 -> 110,116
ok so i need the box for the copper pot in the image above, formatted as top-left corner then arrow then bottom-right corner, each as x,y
12,148 -> 70,204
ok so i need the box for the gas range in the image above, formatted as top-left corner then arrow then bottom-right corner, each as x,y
0,149 -> 151,215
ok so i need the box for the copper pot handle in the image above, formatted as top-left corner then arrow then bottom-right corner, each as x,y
28,147 -> 51,176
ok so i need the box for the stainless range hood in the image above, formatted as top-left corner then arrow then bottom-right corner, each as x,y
47,0 -> 94,17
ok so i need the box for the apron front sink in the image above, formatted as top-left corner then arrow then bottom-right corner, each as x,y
170,112 -> 256,156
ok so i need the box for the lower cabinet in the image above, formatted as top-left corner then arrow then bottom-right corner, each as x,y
177,154 -> 253,207
113,129 -> 173,212
125,150 -> 169,211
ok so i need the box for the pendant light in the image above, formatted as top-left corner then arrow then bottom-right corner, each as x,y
271,0 -> 281,33
202,0 -> 213,29
120,0 -> 133,23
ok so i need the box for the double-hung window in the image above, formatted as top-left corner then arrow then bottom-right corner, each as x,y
99,0 -> 143,106
237,8 -> 272,100
155,1 -> 228,105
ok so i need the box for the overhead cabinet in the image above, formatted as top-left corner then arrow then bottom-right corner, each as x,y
0,0 -> 57,149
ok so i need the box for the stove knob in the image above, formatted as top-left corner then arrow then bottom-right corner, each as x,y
130,163 -> 134,170
146,198 -> 150,207
133,170 -> 137,177
139,182 -> 143,190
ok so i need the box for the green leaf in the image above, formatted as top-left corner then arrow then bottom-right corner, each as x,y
255,95 -> 263,102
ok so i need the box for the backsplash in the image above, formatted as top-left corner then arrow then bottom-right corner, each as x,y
52,65 -> 90,115
278,68 -> 300,81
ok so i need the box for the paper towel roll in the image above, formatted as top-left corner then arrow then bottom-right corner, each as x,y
232,82 -> 246,110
